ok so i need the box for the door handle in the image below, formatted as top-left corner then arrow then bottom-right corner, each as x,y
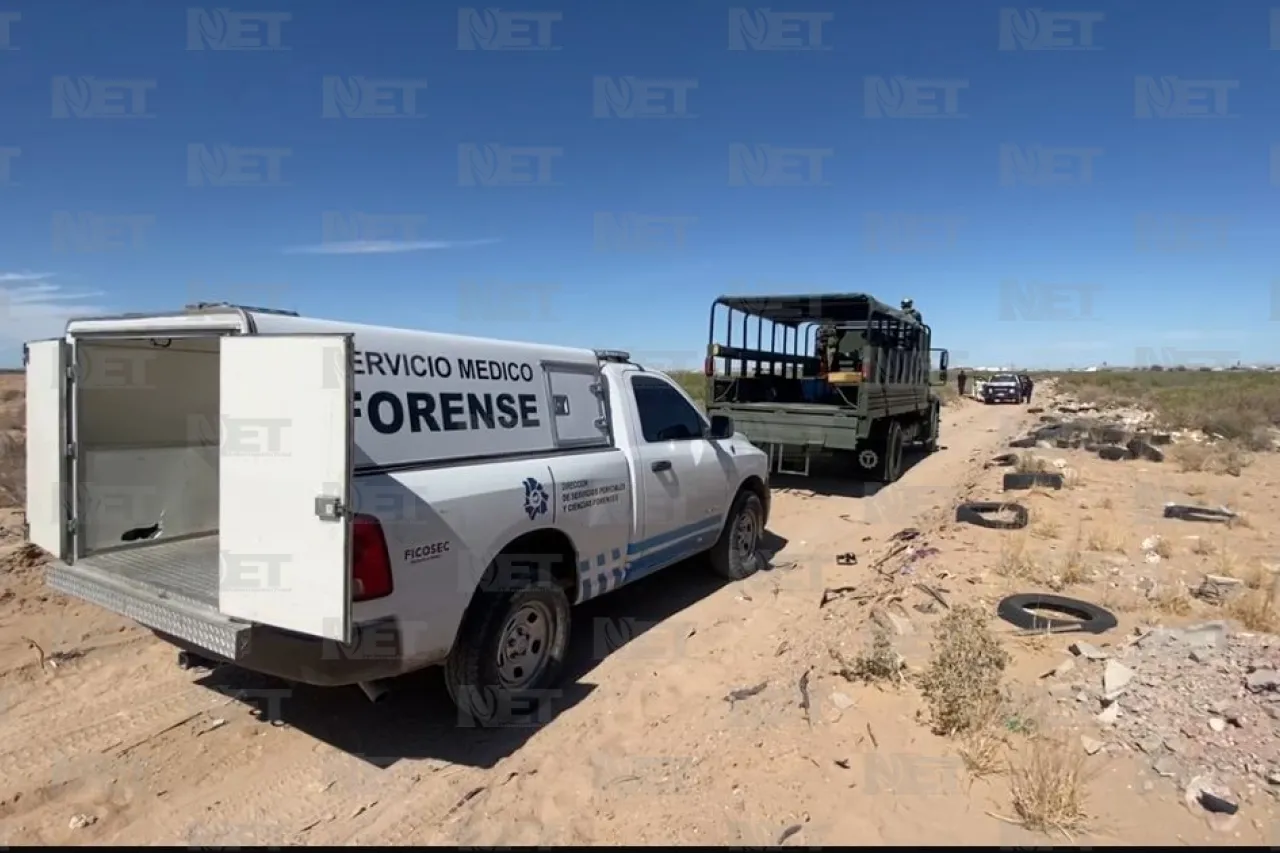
651,460 -> 672,472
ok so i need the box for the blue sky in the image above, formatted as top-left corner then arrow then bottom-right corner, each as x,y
2,0 -> 1278,368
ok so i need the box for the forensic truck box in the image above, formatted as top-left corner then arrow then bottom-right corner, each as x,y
25,302 -> 770,724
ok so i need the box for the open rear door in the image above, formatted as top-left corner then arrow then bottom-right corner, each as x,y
218,334 -> 354,642
24,339 -> 69,559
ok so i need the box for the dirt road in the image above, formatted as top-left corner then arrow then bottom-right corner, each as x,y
0,396 -> 1201,845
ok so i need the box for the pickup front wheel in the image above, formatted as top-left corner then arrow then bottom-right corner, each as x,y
444,578 -> 571,727
709,490 -> 765,581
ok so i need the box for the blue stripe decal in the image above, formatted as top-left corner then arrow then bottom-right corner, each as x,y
626,516 -> 721,556
623,532 -> 717,586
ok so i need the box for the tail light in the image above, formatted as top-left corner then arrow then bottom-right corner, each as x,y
861,361 -> 870,381
703,356 -> 714,377
352,513 -> 394,602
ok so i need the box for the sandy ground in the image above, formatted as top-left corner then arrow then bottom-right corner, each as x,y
1,378 -> 1278,845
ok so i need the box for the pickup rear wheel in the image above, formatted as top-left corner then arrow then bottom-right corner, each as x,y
444,579 -> 571,727
709,491 -> 765,581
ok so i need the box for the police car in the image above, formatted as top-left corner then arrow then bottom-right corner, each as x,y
25,303 -> 770,724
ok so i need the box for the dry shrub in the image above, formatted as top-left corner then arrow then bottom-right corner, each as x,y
0,431 -> 25,508
1058,529 -> 1089,587
1153,581 -> 1193,616
919,605 -> 1010,737
1008,734 -> 1093,836
1084,525 -> 1123,554
1190,536 -> 1216,556
1030,517 -> 1061,540
996,532 -> 1041,583
1015,453 -> 1050,474
1226,583 -> 1280,634
1171,442 -> 1250,477
1152,536 -> 1174,560
833,626 -> 903,685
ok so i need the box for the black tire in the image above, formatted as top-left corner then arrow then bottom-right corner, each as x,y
709,490 -> 765,581
1008,436 -> 1037,449
955,501 -> 1029,530
923,403 -> 941,453
996,593 -> 1118,635
987,452 -> 1019,467
1097,445 -> 1128,461
1002,471 -> 1064,491
1163,503 -> 1236,523
444,577 -> 571,727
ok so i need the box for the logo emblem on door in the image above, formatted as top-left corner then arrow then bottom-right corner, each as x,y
523,477 -> 549,520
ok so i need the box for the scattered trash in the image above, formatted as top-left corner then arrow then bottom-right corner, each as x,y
1001,471 -> 1064,491
725,682 -> 768,706
68,814 -> 97,830
836,552 -> 857,566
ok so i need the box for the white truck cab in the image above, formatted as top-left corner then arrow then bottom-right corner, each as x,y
25,303 -> 770,723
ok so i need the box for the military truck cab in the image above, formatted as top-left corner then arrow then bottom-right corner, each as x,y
703,293 -> 948,483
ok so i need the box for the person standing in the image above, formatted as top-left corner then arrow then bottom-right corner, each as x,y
1022,374 -> 1035,404
957,368 -> 968,397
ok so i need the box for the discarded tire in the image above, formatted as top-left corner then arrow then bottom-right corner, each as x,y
1164,503 -> 1237,523
1096,426 -> 1130,444
1002,472 -> 1064,491
988,453 -> 1019,467
1126,437 -> 1165,462
1008,436 -> 1037,449
1097,445 -> 1128,461
996,593 -> 1119,635
955,501 -> 1029,530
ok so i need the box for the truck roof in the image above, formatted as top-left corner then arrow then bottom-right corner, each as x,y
713,293 -> 917,326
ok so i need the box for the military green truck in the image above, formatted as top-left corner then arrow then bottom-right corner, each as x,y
703,293 -> 949,484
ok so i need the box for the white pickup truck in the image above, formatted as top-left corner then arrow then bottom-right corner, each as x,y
25,303 -> 771,724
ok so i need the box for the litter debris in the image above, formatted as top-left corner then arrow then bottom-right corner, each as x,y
725,682 -> 768,706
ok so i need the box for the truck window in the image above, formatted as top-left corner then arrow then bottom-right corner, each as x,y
631,375 -> 706,443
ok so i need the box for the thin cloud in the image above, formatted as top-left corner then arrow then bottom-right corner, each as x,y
284,238 -> 501,256
0,271 -> 54,283
0,276 -> 109,348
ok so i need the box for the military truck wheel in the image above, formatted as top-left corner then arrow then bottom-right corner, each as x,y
923,403 -> 941,453
859,421 -> 905,484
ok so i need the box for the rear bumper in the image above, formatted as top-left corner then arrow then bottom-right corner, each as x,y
46,561 -> 416,687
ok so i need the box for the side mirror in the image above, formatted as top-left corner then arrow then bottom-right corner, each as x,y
938,368 -> 948,385
709,414 -> 735,440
